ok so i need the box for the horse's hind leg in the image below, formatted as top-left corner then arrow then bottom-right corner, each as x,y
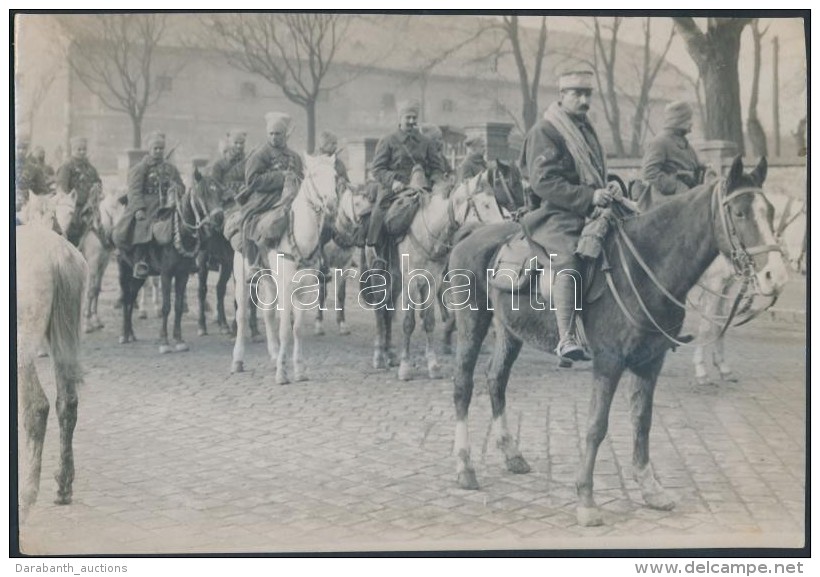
336,273 -> 350,335
453,308 -> 493,490
53,363 -> 79,505
398,307 -> 416,381
215,260 -> 233,335
18,355 -> 49,520
158,271 -> 173,354
576,356 -> 623,527
487,324 -> 529,474
172,270 -> 190,352
231,252 -> 249,373
197,257 -> 209,336
421,291 -> 441,379
629,360 -> 676,512
314,275 -> 327,336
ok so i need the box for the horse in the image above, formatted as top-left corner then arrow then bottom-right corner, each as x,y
447,157 -> 788,527
231,153 -> 339,384
313,182 -> 374,337
18,189 -> 78,239
690,191 -> 806,385
16,224 -> 88,522
117,177 -> 221,353
79,189 -> 124,333
371,161 -> 522,380
189,169 -> 236,337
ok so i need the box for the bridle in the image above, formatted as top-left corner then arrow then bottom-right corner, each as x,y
283,164 -> 336,266
607,178 -> 783,347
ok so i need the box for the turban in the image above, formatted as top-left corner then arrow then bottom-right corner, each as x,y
662,101 -> 694,131
318,130 -> 338,154
146,131 -> 166,148
421,124 -> 443,141
558,70 -> 594,91
464,135 -> 485,149
227,129 -> 247,145
265,112 -> 292,134
70,136 -> 87,149
397,98 -> 421,118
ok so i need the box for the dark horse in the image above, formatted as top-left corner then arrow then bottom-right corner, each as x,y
118,170 -> 222,353
448,157 -> 788,526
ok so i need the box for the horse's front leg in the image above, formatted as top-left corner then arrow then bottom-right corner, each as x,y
119,260 -> 141,343
216,259 -> 233,335
273,277 -> 291,385
54,361 -> 80,505
629,359 -> 676,512
158,270 -> 173,354
292,291 -> 308,382
576,356 -> 623,527
231,252 -> 249,373
17,356 -> 49,520
172,269 -> 190,352
398,306 -> 416,381
197,254 -> 209,336
314,274 -> 327,336
421,288 -> 441,379
336,272 -> 350,335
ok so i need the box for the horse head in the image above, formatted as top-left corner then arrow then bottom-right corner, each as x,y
301,153 -> 339,215
189,167 -> 226,234
409,164 -> 428,191
335,182 -> 373,229
53,190 -> 78,236
450,167 -> 508,226
486,160 -> 525,215
715,156 -> 789,297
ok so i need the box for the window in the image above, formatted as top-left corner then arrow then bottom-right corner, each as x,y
157,75 -> 173,93
240,81 -> 257,99
381,93 -> 395,111
442,99 -> 455,113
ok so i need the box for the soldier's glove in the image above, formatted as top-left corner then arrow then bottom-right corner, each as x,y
391,180 -> 405,193
135,209 -> 147,221
592,188 -> 615,208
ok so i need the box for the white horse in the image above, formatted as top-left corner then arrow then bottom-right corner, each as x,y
231,154 -> 339,384
16,224 -> 88,522
18,190 -> 77,238
391,165 -> 517,380
691,190 -> 806,385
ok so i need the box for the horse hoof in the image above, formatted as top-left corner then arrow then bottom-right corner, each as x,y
159,344 -> 173,354
53,495 -> 72,506
505,455 -> 531,475
138,310 -> 148,320
695,374 -> 713,386
294,374 -> 308,383
373,352 -> 386,370
720,371 -> 738,383
276,375 -> 290,385
387,352 -> 400,367
457,469 -> 480,490
577,506 -> 604,527
427,364 -> 441,380
231,361 -> 244,373
338,323 -> 350,336
644,490 -> 676,511
198,328 -> 207,337
174,342 -> 189,353
398,361 -> 413,381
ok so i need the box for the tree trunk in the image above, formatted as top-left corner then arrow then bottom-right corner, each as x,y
522,97 -> 538,133
701,42 -> 745,153
131,115 -> 142,149
305,99 -> 316,154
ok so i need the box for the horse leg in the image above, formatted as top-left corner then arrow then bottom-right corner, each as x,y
314,275 -> 326,336
373,308 -> 388,369
272,275 -> 291,385
487,326 -> 529,474
576,357 -> 623,527
158,270 -> 173,354
216,260 -> 233,335
421,289 -> 441,379
693,314 -> 713,386
628,362 -> 676,512
119,259 -> 140,343
137,285 -> 148,319
53,362 -> 79,506
17,355 -> 49,520
292,296 -> 308,382
398,307 -> 416,381
336,274 -> 350,335
231,252 -> 249,373
259,276 -> 281,370
152,277 -> 161,318
173,270 -> 189,352
197,256 -> 209,336
454,307 -> 494,490
441,305 -> 455,355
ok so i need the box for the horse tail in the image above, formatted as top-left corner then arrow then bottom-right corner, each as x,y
48,244 -> 88,387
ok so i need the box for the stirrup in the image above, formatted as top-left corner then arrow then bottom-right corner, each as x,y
133,261 -> 150,280
556,337 -> 591,362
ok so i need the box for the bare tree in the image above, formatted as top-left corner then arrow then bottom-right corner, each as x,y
746,19 -> 769,157
202,13 -> 353,153
17,65 -> 58,142
56,14 -> 173,149
673,17 -> 753,152
590,17 -> 625,156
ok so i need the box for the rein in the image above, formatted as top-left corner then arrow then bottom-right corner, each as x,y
283,166 -> 334,266
605,178 -> 783,347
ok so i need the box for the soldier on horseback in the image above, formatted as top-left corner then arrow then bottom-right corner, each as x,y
317,130 -> 349,187
456,135 -> 487,184
55,136 -> 103,245
234,112 -> 304,276
519,69 -> 621,363
210,129 -> 248,211
15,136 -> 52,217
119,131 -> 185,279
365,98 -> 446,269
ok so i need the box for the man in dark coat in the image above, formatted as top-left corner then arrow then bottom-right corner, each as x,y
519,69 -> 621,362
210,129 -> 247,211
641,101 -> 705,196
365,98 -> 445,267
123,131 -> 185,278
317,130 -> 349,185
15,137 -> 51,212
456,135 -> 487,183
421,123 -> 453,179
55,136 -> 103,245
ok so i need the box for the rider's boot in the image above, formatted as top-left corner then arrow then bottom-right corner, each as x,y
553,273 -> 591,362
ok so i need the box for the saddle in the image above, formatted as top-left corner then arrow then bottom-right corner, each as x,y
384,188 -> 422,237
225,202 -> 291,253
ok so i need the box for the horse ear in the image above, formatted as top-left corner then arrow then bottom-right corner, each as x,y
750,156 -> 768,186
726,155 -> 744,189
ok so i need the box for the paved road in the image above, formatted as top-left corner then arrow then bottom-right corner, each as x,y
16,268 -> 807,554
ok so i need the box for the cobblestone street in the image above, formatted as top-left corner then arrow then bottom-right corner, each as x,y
17,269 -> 807,554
